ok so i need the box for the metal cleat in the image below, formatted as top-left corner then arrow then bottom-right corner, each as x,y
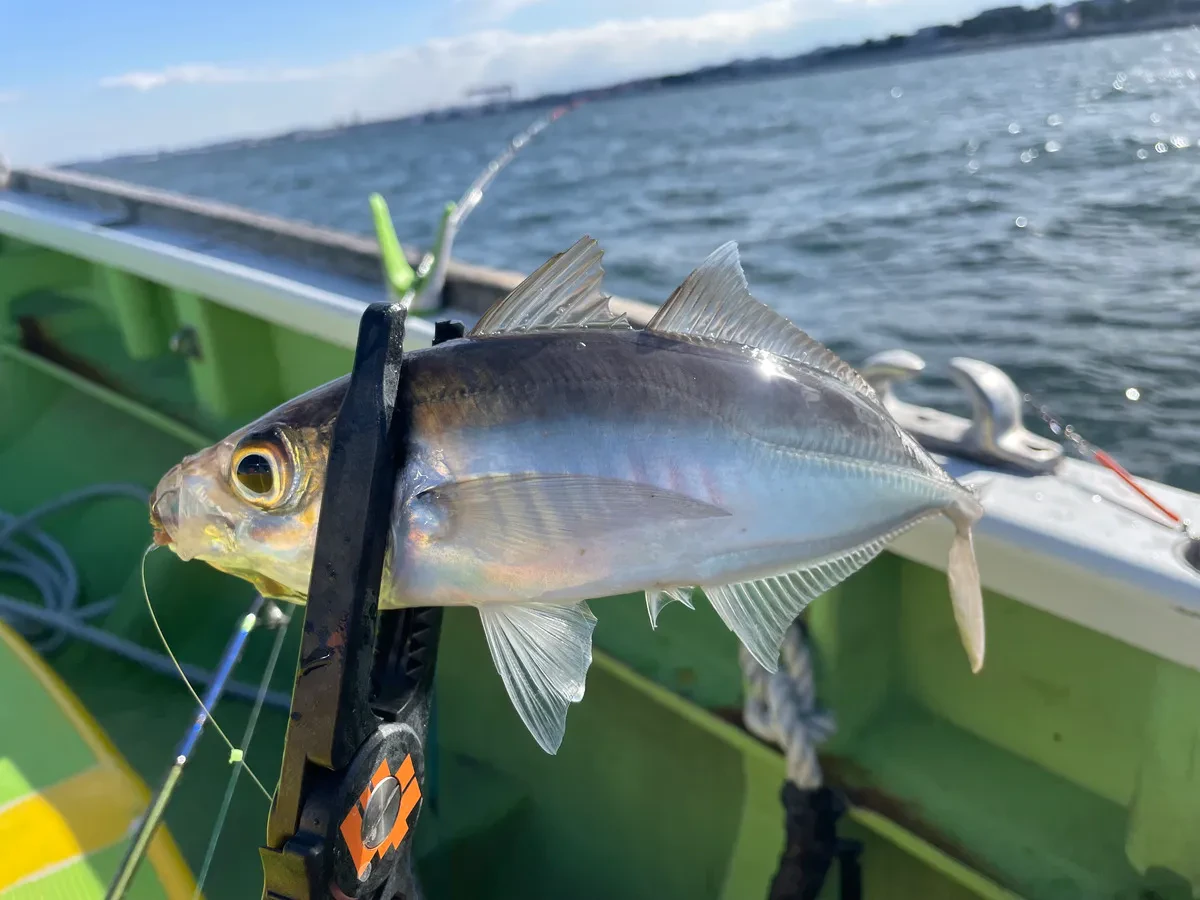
861,350 -> 1063,474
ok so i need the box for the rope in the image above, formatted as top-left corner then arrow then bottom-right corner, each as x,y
0,484 -> 290,708
1,484 -> 152,653
740,620 -> 836,789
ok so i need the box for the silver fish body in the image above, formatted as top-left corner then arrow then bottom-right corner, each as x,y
149,235 -> 986,755
391,328 -> 967,611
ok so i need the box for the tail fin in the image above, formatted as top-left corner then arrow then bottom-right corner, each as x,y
946,495 -> 985,674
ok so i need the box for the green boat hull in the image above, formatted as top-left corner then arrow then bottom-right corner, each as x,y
2,168 -> 1199,900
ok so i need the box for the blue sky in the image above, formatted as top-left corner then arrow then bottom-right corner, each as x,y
0,0 -> 1001,165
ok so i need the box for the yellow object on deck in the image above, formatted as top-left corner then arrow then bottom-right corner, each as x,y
0,620 -> 197,899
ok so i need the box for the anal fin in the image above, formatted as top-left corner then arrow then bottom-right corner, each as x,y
645,586 -> 695,629
478,600 -> 597,754
704,539 -> 888,671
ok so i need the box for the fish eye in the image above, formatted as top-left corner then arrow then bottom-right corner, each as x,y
236,453 -> 275,496
231,435 -> 293,508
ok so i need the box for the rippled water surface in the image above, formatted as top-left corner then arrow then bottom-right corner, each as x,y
81,29 -> 1200,491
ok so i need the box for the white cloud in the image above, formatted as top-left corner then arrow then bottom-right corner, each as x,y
456,0 -> 550,26
4,0 -> 935,164
99,63 -> 322,92
0,90 -> 21,104
99,0 -> 887,102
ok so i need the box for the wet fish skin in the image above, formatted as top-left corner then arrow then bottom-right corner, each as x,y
390,329 -> 958,603
149,235 -> 985,755
151,330 -> 960,608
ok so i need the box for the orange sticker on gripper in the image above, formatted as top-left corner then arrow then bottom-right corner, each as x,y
338,754 -> 423,879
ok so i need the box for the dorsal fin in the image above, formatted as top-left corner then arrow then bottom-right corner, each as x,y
469,236 -> 631,337
647,242 -> 878,402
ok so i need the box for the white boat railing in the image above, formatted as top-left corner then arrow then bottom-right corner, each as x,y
1,165 -> 1197,674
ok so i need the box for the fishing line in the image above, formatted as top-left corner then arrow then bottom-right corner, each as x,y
140,544 -> 273,802
0,485 -> 293,703
408,101 -> 580,308
192,604 -> 293,899
143,102 -> 585,871
1022,397 -> 1187,528
802,175 -> 1188,530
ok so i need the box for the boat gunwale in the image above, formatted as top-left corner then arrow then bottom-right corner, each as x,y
3,167 -> 1200,676
1,166 -> 662,330
0,185 -> 432,350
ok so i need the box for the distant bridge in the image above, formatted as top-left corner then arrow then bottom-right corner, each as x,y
465,84 -> 515,104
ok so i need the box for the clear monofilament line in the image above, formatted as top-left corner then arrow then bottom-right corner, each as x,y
192,605 -> 293,899
1021,391 -> 1185,527
140,544 -> 272,801
819,212 -> 1185,528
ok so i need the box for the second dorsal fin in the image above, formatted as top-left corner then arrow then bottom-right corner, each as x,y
469,236 -> 631,337
647,242 -> 878,402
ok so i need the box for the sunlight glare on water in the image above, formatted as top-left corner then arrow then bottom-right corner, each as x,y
78,29 -> 1200,492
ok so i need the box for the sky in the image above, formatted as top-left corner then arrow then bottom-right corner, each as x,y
0,0 -> 1005,166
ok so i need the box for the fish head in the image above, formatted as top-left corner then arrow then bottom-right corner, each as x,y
149,381 -> 345,602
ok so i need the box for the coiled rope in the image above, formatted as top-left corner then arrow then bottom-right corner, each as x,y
0,484 -> 289,708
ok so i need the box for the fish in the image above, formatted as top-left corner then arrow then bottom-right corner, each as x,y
148,235 -> 986,755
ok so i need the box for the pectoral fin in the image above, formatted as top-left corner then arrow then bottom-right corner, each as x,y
417,473 -> 729,560
478,600 -> 597,754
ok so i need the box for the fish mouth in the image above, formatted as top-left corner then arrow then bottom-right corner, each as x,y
149,489 -> 178,547
149,466 -> 181,548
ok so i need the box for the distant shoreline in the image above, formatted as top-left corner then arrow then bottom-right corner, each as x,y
71,14 -> 1200,169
